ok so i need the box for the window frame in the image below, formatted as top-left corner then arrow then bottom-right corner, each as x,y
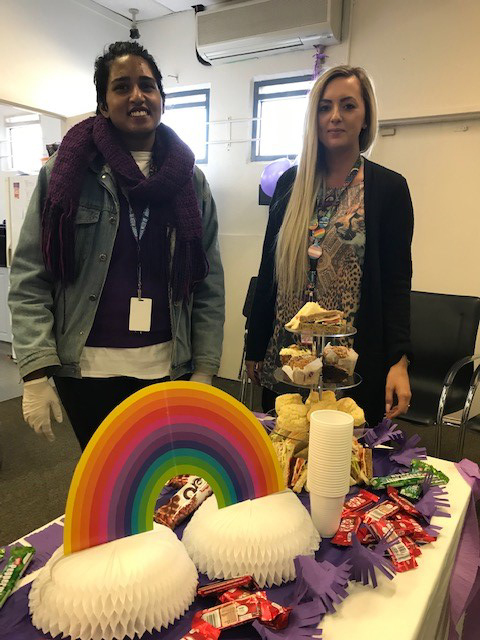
164,88 -> 210,164
251,74 -> 312,162
5,114 -> 43,171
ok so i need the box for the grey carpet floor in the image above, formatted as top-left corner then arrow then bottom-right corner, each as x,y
0,396 -> 81,545
1,379 -> 479,546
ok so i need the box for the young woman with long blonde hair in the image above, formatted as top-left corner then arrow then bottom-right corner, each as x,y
246,66 -> 413,425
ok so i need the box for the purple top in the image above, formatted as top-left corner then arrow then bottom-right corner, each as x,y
86,189 -> 172,348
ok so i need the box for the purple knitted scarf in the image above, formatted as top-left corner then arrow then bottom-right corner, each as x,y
41,115 -> 208,301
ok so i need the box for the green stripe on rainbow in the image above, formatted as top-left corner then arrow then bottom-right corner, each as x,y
64,382 -> 285,554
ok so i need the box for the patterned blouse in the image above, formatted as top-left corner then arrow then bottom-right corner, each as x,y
261,181 -> 366,390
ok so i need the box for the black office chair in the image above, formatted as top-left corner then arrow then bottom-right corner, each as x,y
238,277 -> 258,409
401,291 -> 480,458
452,361 -> 480,460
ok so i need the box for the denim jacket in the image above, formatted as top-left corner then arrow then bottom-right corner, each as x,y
8,154 -> 225,380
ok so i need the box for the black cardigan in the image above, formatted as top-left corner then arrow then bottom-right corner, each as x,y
246,158 -> 414,424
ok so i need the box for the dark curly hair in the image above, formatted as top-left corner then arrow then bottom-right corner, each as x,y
94,41 -> 166,113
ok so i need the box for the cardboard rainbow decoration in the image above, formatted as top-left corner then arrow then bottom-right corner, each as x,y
63,381 -> 285,554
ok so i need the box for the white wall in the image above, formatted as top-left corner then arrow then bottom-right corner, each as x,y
140,1 -> 480,380
0,0 -> 127,116
40,115 -> 63,151
349,0 -> 480,119
140,10 -> 350,379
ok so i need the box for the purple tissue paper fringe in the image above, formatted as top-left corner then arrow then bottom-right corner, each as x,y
362,418 -> 404,449
293,556 -> 350,615
348,534 -> 396,588
253,599 -> 324,639
389,433 -> 427,468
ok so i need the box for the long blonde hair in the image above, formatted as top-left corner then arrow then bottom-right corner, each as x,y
275,66 -> 378,297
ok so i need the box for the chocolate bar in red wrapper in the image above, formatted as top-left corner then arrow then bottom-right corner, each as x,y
332,515 -> 362,546
218,588 -> 250,603
391,513 -> 437,544
403,535 -> 422,557
254,591 -> 292,630
197,576 -> 259,598
363,500 -> 400,524
180,612 -> 220,640
342,489 -> 380,516
154,476 -> 212,529
368,518 -> 418,572
200,594 -> 262,630
357,523 -> 376,545
387,485 -> 420,517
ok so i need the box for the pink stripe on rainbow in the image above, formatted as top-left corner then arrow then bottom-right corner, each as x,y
63,382 -> 285,554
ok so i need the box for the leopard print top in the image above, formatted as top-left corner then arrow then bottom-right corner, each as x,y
261,181 -> 365,390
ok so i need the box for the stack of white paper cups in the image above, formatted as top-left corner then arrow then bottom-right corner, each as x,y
307,409 -> 354,537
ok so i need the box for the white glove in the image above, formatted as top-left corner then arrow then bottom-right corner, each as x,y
22,377 -> 63,442
190,372 -> 213,385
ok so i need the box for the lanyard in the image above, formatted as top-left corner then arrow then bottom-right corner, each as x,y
128,204 -> 150,299
306,156 -> 361,299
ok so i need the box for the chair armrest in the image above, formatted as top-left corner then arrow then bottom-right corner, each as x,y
460,361 -> 480,425
436,355 -> 480,424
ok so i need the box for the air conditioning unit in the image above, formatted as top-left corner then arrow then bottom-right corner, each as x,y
196,0 -> 343,65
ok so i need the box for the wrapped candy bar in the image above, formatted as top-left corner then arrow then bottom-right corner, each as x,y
180,612 -> 221,640
400,484 -> 422,500
254,591 -> 292,630
370,471 -> 429,489
167,474 -> 192,489
0,546 -> 35,608
154,476 -> 212,529
387,486 -> 420,517
363,500 -> 400,524
218,588 -> 249,603
342,489 -> 380,516
391,513 -> 437,544
411,459 -> 450,484
403,536 -> 422,558
369,519 -> 418,572
357,524 -> 376,545
199,594 -> 263,630
332,515 -> 362,546
197,576 -> 259,598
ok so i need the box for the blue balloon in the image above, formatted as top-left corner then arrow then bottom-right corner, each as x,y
260,158 -> 292,197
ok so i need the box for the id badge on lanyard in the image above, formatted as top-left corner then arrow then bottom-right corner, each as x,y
128,203 -> 152,332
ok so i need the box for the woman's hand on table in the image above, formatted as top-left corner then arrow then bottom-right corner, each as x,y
385,355 -> 411,419
246,360 -> 263,385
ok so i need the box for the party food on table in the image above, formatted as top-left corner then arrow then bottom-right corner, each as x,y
337,396 -> 365,426
323,342 -> 358,382
279,344 -> 312,365
267,392 -> 369,492
285,302 -> 345,333
350,437 -> 373,485
274,393 -> 303,414
282,353 -> 323,385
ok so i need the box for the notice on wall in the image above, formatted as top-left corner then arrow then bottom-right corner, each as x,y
13,182 -> 19,199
